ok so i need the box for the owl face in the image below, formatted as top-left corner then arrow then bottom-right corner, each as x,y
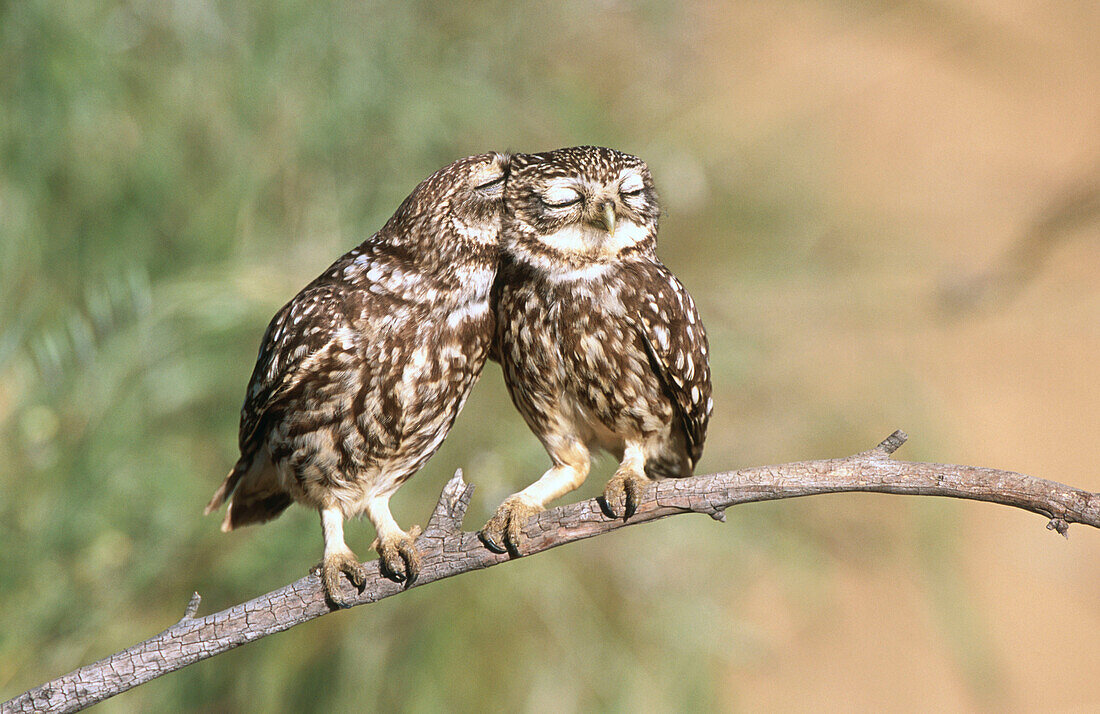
505,146 -> 660,261
449,151 -> 512,225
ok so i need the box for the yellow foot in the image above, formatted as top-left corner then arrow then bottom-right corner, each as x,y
480,495 -> 544,555
321,550 -> 367,608
371,526 -> 422,585
602,470 -> 650,519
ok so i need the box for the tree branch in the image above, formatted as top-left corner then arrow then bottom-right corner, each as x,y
5,430 -> 1099,713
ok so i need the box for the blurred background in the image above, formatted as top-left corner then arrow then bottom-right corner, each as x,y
2,1 -> 1098,710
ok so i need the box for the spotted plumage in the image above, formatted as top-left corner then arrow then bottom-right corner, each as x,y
207,152 -> 511,606
481,146 -> 713,553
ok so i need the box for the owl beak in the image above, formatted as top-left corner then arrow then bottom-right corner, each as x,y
596,202 -> 617,236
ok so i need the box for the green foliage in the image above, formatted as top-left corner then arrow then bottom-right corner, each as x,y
0,1 -> 943,710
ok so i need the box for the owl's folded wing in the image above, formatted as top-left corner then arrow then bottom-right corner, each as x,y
236,284 -> 351,452
632,267 -> 713,467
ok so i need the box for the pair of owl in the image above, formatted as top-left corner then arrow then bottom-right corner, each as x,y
206,146 -> 713,607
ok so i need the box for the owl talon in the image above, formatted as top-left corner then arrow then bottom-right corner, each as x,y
321,550 -> 367,608
478,527 -> 508,554
374,526 -> 422,585
480,496 -> 544,556
602,471 -> 649,519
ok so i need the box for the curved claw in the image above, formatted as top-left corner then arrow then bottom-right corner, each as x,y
601,471 -> 649,519
374,526 -> 422,586
480,496 -> 544,556
321,550 -> 367,608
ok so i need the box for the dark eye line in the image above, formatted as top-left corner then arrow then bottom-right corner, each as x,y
475,175 -> 505,190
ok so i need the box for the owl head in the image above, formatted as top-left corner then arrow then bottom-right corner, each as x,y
504,146 -> 660,263
380,151 -> 513,253
444,151 -> 513,226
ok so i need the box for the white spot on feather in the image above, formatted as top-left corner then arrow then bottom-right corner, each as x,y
652,325 -> 670,352
447,300 -> 490,327
334,325 -> 357,350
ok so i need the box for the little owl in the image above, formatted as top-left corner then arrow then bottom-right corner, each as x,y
482,145 -> 712,553
207,152 -> 512,606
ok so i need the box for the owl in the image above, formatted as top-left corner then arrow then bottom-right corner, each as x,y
481,145 -> 713,554
207,152 -> 512,606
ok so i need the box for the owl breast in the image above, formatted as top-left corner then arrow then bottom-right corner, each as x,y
265,260 -> 496,515
497,263 -> 675,458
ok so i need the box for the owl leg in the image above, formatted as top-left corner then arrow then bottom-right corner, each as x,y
366,495 -> 422,585
602,440 -> 650,519
320,506 -> 367,608
481,442 -> 590,555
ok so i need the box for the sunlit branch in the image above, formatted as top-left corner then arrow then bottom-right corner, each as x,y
5,430 -> 1098,713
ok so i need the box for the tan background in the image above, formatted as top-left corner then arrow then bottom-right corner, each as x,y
689,2 -> 1100,708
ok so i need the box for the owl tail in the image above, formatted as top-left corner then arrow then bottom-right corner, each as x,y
205,449 -> 292,532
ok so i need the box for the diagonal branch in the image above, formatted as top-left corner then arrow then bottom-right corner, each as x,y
5,430 -> 1099,713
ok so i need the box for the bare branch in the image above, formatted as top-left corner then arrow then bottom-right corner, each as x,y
5,430 -> 1098,713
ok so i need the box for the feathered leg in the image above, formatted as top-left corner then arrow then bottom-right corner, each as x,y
481,440 -> 591,555
602,440 -> 649,519
366,495 -> 421,584
320,506 -> 367,608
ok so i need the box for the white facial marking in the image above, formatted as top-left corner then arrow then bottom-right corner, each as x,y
537,220 -> 648,257
524,255 -> 614,283
620,172 -> 644,193
544,184 -> 581,206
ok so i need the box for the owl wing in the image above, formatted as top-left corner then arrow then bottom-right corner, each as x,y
203,280 -> 354,520
630,263 -> 712,467
237,282 -> 353,452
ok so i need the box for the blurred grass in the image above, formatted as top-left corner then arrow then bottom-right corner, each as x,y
0,0 -> 1017,711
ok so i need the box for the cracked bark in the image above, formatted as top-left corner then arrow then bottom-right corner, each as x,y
5,430 -> 1099,713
